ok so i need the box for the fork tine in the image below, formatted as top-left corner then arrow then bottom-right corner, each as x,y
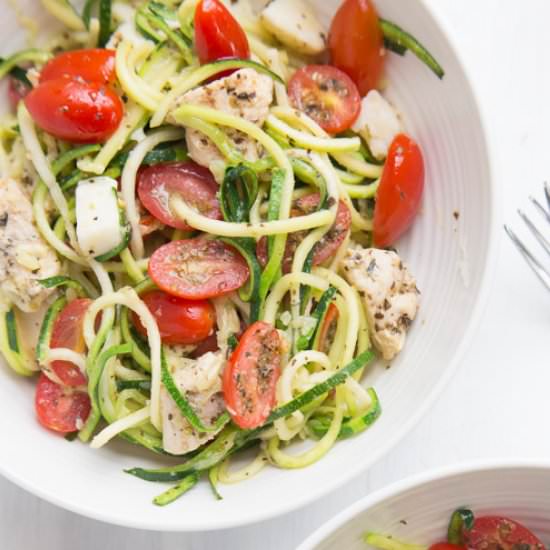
545,181 -> 550,212
517,209 -> 550,257
529,195 -> 550,225
504,225 -> 550,292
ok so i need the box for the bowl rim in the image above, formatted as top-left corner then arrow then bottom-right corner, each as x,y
0,0 -> 502,532
296,459 -> 550,550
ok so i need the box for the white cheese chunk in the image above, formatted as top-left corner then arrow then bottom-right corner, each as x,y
351,90 -> 403,160
260,0 -> 326,56
76,177 -> 122,258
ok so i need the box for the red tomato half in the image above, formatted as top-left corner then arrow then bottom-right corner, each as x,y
40,49 -> 116,85
194,0 -> 250,65
223,321 -> 281,429
133,290 -> 215,345
328,0 -> 385,95
464,516 -> 546,550
148,239 -> 250,300
50,298 -> 91,387
373,133 -> 424,248
288,65 -> 361,134
35,373 -> 91,433
257,194 -> 351,273
137,161 -> 221,230
24,78 -> 123,143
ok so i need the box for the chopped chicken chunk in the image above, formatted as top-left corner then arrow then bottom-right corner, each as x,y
168,68 -> 274,168
341,245 -> 419,361
161,349 -> 227,455
0,179 -> 60,312
351,90 -> 403,160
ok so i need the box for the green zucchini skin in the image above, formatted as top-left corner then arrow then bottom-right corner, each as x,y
221,237 -> 261,323
161,351 -> 230,433
120,278 -> 157,372
35,296 -> 67,366
296,285 -> 337,351
116,379 -> 152,392
79,343 -> 133,442
153,472 -> 200,506
0,308 -> 35,376
39,275 -> 88,298
447,508 -> 474,545
125,350 -> 375,482
307,387 -> 381,440
97,0 -> 112,48
380,18 -> 445,79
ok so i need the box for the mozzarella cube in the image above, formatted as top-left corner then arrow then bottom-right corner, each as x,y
76,177 -> 122,258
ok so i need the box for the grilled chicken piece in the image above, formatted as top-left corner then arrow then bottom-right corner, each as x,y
161,349 -> 227,455
0,178 -> 60,312
341,245 -> 419,361
168,68 -> 273,168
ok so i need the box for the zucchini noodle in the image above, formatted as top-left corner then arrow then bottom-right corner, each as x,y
218,450 -> 269,484
274,350 -> 331,441
263,272 -> 329,327
32,184 -> 87,265
120,128 -> 185,258
270,107 -> 376,231
314,267 -> 360,368
0,0 -> 434,502
41,0 -> 86,31
265,116 -> 361,154
18,104 -> 81,255
91,405 -> 150,449
267,387 -> 345,468
116,41 -> 163,112
83,287 -> 163,431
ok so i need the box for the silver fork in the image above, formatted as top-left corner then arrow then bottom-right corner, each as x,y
504,182 -> 550,291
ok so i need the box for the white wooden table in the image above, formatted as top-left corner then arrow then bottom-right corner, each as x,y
2,0 -> 550,548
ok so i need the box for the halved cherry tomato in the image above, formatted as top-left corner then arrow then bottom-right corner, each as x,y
50,298 -> 91,387
148,238 -> 250,300
24,78 -> 123,143
39,49 -> 116,85
429,544 -> 465,550
35,373 -> 91,433
194,0 -> 250,65
137,161 -> 221,231
256,193 -> 351,273
133,290 -> 215,345
288,65 -> 361,134
317,303 -> 339,354
373,133 -> 424,248
223,321 -> 281,429
8,77 -> 30,110
328,0 -> 385,96
464,516 -> 546,550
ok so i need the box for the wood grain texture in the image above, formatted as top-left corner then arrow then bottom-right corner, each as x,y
3,0 -> 550,548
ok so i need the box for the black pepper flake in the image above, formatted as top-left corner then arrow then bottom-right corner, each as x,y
453,210 -> 460,220
0,212 -> 8,226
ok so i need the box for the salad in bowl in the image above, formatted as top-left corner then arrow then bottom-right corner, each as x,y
0,0 -> 444,506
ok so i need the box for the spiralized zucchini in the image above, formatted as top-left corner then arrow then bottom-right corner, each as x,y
0,0 -> 428,506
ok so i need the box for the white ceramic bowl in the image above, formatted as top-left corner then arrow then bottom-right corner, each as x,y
297,462 -> 550,550
0,0 -> 497,531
